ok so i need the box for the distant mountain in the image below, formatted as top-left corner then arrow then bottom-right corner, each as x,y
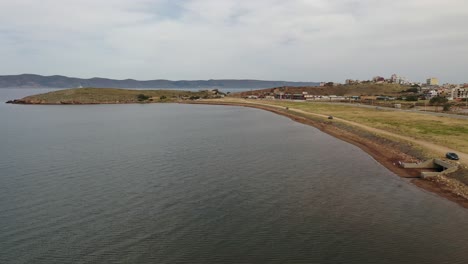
0,74 -> 319,89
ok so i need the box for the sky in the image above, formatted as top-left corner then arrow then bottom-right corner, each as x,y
0,0 -> 467,83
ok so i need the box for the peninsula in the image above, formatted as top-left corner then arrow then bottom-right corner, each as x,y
5,87 -> 219,104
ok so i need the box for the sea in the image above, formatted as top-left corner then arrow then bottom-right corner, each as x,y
1,88 -> 467,264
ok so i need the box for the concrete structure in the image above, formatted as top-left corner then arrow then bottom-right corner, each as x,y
345,79 -> 360,85
426,77 -> 439,86
390,74 -> 408,85
401,159 -> 459,178
451,88 -> 468,100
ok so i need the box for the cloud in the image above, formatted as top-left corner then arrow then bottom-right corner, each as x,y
0,0 -> 467,83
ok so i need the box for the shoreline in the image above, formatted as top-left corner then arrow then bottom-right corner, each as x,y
185,100 -> 468,209
5,97 -> 468,208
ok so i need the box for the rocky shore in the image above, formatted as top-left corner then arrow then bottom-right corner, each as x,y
6,99 -> 139,105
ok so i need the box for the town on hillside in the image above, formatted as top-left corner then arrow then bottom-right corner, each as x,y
237,74 -> 468,114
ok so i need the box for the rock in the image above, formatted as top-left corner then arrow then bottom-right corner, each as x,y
6,99 -> 29,104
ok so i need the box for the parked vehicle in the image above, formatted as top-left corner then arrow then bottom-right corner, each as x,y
446,152 -> 459,160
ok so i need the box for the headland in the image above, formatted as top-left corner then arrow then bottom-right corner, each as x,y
5,87 -> 222,105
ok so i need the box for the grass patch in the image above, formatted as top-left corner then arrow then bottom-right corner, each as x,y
242,100 -> 468,153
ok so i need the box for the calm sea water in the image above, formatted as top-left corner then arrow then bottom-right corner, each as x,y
1,89 -> 467,264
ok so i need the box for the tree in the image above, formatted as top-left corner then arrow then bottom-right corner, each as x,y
429,96 -> 448,105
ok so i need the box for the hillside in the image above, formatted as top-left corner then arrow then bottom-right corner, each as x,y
0,74 -> 319,89
235,83 -> 409,97
6,88 -> 212,104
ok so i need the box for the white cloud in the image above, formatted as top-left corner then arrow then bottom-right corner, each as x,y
0,0 -> 467,83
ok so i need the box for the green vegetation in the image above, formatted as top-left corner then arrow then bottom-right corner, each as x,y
404,87 -> 419,93
443,103 -> 451,111
137,94 -> 150,101
19,88 -> 211,104
405,95 -> 419,101
430,96 -> 448,105
254,100 -> 468,153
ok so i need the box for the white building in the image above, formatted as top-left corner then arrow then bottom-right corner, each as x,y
450,88 -> 468,100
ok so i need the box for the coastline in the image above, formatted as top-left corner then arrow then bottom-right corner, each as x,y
185,100 -> 468,208
5,94 -> 468,208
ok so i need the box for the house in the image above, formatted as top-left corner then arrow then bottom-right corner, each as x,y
425,90 -> 439,99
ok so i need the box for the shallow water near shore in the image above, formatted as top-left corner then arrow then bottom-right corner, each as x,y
1,89 -> 468,263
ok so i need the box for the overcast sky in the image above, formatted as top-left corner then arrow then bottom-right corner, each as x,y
0,0 -> 467,83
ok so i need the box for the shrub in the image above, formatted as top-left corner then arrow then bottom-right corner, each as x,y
405,95 -> 418,101
443,103 -> 451,111
405,87 -> 419,93
160,95 -> 167,100
429,96 -> 448,105
137,94 -> 150,101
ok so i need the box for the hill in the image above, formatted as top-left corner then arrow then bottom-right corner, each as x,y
6,88 -> 213,104
235,83 -> 409,97
0,74 -> 319,89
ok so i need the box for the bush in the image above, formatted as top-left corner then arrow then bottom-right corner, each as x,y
443,103 -> 451,111
405,95 -> 418,101
405,87 -> 419,93
137,94 -> 150,101
429,96 -> 448,105
160,95 -> 167,100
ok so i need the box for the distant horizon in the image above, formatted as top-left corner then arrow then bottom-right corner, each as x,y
0,74 -> 320,89
2,73 -> 466,85
0,73 -> 319,83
